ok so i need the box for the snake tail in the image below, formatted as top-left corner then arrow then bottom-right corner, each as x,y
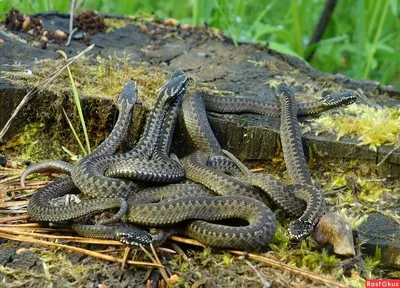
27,178 -> 128,223
20,160 -> 74,187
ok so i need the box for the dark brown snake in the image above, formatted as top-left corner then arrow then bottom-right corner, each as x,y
23,74 -> 356,249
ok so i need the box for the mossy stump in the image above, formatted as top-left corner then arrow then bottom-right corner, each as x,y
0,10 -> 399,287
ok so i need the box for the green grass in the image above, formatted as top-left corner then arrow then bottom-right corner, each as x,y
1,0 -> 399,87
66,66 -> 91,155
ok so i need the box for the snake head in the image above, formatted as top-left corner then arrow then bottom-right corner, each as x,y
118,81 -> 138,108
275,84 -> 294,102
115,226 -> 154,246
320,91 -> 357,108
157,70 -> 189,103
288,219 -> 314,242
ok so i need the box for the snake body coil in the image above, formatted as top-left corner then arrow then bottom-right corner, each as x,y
71,71 -> 189,198
25,74 -> 355,249
27,81 -> 139,223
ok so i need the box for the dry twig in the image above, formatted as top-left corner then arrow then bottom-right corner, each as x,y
169,236 -> 347,287
0,231 -> 162,268
229,250 -> 348,288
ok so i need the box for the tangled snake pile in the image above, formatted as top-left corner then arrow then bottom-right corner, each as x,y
21,70 -> 357,250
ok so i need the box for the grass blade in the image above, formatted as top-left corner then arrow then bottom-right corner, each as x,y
66,67 -> 91,154
290,0 -> 303,56
61,107 -> 87,155
214,0 -> 238,46
245,0 -> 277,41
192,0 -> 201,25
363,0 -> 390,79
354,0 -> 365,78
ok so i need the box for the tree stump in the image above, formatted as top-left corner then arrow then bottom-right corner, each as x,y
0,10 -> 399,285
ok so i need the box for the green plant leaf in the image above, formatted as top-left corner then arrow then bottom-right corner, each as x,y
268,41 -> 302,58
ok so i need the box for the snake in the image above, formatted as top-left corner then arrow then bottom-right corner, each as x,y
24,74 -> 355,249
27,81 -> 138,223
183,91 -> 356,154
103,72 -> 188,183
275,84 -> 326,240
20,81 -> 138,187
155,84 -> 345,245
70,78 -> 278,249
27,71 -> 189,223
20,89 -> 355,185
218,85 -> 326,241
70,70 -> 188,198
112,85 -> 354,248
200,91 -> 356,117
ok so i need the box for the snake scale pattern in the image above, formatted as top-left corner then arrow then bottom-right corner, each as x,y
23,70 -> 356,250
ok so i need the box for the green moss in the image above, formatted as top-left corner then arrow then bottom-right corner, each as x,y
104,18 -> 128,33
312,104 -> 400,151
247,59 -> 266,67
270,228 -> 342,274
0,122 -> 43,151
3,53 -> 168,110
358,181 -> 390,204
0,122 -> 62,161
1,54 -> 173,160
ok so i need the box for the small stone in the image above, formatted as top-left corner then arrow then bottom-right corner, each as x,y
314,212 -> 355,256
0,38 -> 4,45
16,248 -> 28,254
140,25 -> 148,34
72,31 -> 85,40
55,30 -> 68,39
165,18 -> 179,26
39,35 -> 48,42
22,17 -> 30,30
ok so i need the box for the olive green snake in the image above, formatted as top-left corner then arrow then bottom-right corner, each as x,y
22,71 -> 356,249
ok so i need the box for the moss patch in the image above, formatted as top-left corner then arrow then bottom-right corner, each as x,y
0,122 -> 64,162
3,54 -> 168,110
104,18 -> 128,33
311,104 -> 400,151
1,54 -> 175,160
